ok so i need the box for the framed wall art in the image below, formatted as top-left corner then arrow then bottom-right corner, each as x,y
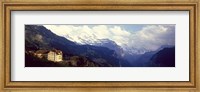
0,0 -> 199,92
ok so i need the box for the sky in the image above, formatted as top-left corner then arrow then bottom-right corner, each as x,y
44,24 -> 175,52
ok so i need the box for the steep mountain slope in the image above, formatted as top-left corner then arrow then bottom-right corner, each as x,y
132,51 -> 157,67
149,47 -> 175,67
122,45 -> 175,67
91,39 -> 124,57
25,25 -> 122,67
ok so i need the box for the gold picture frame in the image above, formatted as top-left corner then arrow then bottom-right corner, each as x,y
0,0 -> 199,92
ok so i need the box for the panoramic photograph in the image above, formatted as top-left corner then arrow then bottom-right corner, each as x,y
25,24 -> 175,67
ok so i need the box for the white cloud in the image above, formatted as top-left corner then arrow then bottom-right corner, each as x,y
128,25 -> 175,51
44,24 -> 175,53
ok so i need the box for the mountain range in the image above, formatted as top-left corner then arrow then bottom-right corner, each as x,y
25,25 -> 175,67
25,25 -> 132,67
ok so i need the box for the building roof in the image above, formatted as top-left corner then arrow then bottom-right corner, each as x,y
49,49 -> 62,55
35,50 -> 49,54
35,49 -> 62,55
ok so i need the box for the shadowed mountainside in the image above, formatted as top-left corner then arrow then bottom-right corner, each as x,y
25,25 -> 128,67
